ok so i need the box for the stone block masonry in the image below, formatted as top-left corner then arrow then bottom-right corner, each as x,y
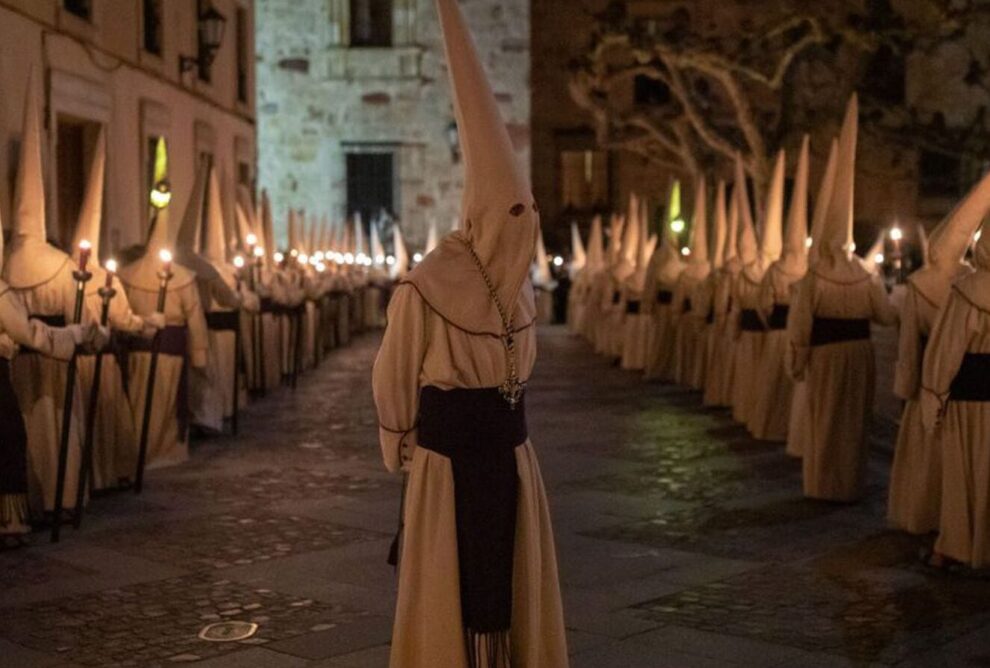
256,0 -> 531,250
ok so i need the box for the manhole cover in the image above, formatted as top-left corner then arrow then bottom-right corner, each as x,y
198,621 -> 258,642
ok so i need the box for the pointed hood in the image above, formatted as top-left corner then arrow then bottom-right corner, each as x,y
425,218 -> 439,254
119,203 -> 195,292
975,223 -> 990,271
203,166 -> 228,264
533,228 -> 554,288
287,209 -> 300,252
613,193 -> 639,281
71,127 -> 107,261
586,215 -> 604,274
176,156 -> 210,255
5,68 -> 71,288
626,203 -> 649,291
779,135 -> 810,276
607,214 -> 625,266
234,185 -> 258,251
260,190 -> 276,269
648,181 -> 686,287
402,0 -> 538,334
734,154 -> 758,266
353,212 -> 367,258
712,180 -> 727,269
569,221 -> 586,279
820,95 -> 857,262
723,186 -> 741,272
759,149 -> 785,266
682,176 -> 710,281
911,169 -> 990,303
370,220 -> 385,264
808,138 -> 838,266
390,225 -> 410,280
918,223 -> 930,266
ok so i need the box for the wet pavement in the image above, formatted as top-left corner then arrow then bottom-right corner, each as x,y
2,326 -> 989,667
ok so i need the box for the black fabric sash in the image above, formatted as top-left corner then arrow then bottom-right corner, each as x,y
206,310 -> 239,331
29,314 -> 67,327
950,353 -> 990,402
810,317 -> 870,347
626,300 -> 641,315
124,326 -> 190,438
0,359 -> 28,496
657,290 -> 673,305
260,297 -> 276,314
417,385 -> 526,637
768,304 -> 789,330
740,308 -> 765,332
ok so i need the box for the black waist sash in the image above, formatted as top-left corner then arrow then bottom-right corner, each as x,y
950,353 -> 990,402
0,359 -> 28,496
768,304 -> 789,330
740,309 -> 765,332
626,300 -> 641,315
125,326 -> 190,437
810,317 -> 870,347
206,311 -> 239,331
417,385 -> 526,636
657,290 -> 673,305
260,298 -> 276,314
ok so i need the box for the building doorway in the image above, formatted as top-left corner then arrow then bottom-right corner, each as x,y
55,117 -> 102,251
346,150 -> 395,226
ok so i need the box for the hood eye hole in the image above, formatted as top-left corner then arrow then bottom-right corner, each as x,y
509,203 -> 525,217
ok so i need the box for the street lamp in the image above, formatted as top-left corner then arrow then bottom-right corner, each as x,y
179,2 -> 227,79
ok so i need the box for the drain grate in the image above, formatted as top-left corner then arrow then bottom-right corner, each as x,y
198,621 -> 259,642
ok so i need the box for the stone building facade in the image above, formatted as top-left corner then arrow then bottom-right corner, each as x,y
0,0 -> 255,255
256,0 -> 530,250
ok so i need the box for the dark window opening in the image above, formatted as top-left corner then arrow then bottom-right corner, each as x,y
236,7 -> 249,103
634,74 -> 671,106
347,152 -> 394,225
350,0 -> 392,47
919,149 -> 962,199
57,120 -> 101,249
143,0 -> 163,55
63,0 -> 91,20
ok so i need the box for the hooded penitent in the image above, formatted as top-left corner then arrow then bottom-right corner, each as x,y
779,136 -> 810,277
612,193 -> 639,282
390,224 -> 410,280
758,150 -> 786,269
711,181 -> 727,270
5,70 -> 72,289
683,177 -> 710,281
735,154 -> 759,269
533,228 -> 554,289
425,218 -> 439,255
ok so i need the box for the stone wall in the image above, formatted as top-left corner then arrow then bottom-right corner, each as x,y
256,0 -> 530,250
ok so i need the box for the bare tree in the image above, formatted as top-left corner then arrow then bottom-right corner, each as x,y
569,0 -> 990,192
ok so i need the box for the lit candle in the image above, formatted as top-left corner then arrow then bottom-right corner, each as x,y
159,249 -> 173,274
233,255 -> 245,270
78,239 -> 92,273
104,259 -> 117,289
246,233 -> 258,249
253,246 -> 265,260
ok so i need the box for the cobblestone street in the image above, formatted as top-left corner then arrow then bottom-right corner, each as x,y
3,327 -> 990,667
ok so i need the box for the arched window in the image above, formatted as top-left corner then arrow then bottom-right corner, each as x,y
350,0 -> 392,47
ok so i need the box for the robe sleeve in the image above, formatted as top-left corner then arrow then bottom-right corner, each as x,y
920,289 -> 976,432
786,274 -> 815,380
372,284 -> 427,473
209,276 -> 243,310
0,289 -> 77,361
107,276 -> 148,333
893,287 -> 922,401
181,283 -> 210,369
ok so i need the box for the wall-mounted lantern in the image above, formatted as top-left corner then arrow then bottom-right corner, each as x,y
179,2 -> 227,81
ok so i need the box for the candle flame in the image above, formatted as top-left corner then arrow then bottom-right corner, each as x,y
79,239 -> 92,250
233,255 -> 245,268
253,246 -> 265,258
246,233 -> 258,246
105,259 -> 118,273
890,226 -> 903,241
159,249 -> 173,264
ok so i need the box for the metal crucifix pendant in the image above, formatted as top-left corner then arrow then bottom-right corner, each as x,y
499,377 -> 525,410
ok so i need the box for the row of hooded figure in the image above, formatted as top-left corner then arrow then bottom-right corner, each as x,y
0,73 -> 390,546
568,94 -> 990,571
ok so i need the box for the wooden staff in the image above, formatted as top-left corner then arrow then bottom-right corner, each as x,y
73,261 -> 118,529
52,242 -> 93,543
134,251 -> 173,494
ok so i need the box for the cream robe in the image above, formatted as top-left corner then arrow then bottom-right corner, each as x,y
703,268 -> 737,407
1,284 -> 78,531
643,277 -> 679,381
372,284 -> 568,668
619,286 -> 649,371
730,268 -> 766,424
190,272 -> 243,433
748,265 -> 803,442
888,282 -> 944,534
123,279 -> 208,469
9,263 -> 86,515
671,273 -> 708,389
79,274 -> 146,490
921,276 -> 990,567
789,266 -> 897,501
